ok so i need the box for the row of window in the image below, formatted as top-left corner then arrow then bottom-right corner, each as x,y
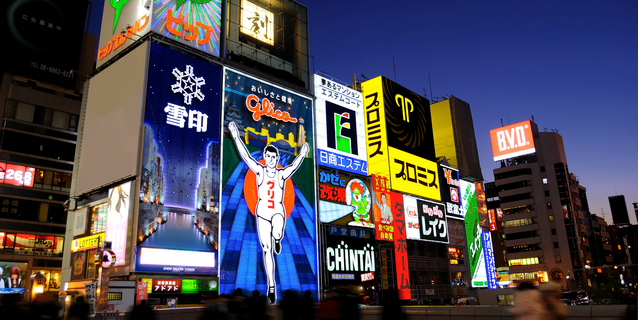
0,232 -> 64,256
5,100 -> 78,132
504,218 -> 534,228
508,257 -> 540,267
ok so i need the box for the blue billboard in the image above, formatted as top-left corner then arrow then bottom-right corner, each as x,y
135,42 -> 221,274
482,231 -> 497,289
220,68 -> 317,304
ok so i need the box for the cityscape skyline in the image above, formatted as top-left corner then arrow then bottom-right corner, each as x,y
87,0 -> 638,225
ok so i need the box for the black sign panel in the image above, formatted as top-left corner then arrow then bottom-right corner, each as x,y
324,231 -> 376,285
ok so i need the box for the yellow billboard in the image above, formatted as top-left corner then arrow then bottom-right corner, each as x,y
71,233 -> 104,253
388,147 -> 440,200
362,77 -> 390,185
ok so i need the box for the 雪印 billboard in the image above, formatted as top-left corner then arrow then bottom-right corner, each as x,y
97,0 -> 222,68
361,77 -> 439,201
313,74 -> 367,175
489,120 -> 536,161
318,169 -> 373,228
438,164 -> 462,220
403,195 -> 449,244
463,180 -> 488,288
220,68 -> 317,304
135,43 -> 221,275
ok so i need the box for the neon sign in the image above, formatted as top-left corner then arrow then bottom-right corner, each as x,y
0,163 -> 36,187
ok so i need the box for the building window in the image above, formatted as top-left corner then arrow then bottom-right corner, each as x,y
551,228 -> 557,235
549,215 -> 554,222
553,242 -> 559,248
91,204 -> 107,234
508,257 -> 540,267
546,202 -> 552,209
503,218 -> 534,228
545,190 -> 550,197
543,178 -> 548,184
540,166 -> 545,172
555,255 -> 561,262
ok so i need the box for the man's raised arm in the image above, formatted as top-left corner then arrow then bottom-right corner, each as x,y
281,143 -> 309,180
229,121 -> 261,173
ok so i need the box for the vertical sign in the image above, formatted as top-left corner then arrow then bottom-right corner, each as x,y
136,281 -> 148,305
488,209 -> 497,231
439,164 -> 462,219
313,74 -> 367,175
84,281 -> 97,315
105,181 -> 131,266
482,232 -> 497,289
381,249 -> 388,290
391,192 -> 410,300
463,180 -> 487,288
372,174 -> 393,241
220,68 -> 316,304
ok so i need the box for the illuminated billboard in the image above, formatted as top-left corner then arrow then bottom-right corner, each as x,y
463,180 -> 488,288
403,195 -> 449,244
372,174 -> 393,241
482,231 -> 498,289
0,261 -> 27,294
97,0 -> 222,68
220,68 -> 316,304
318,169 -> 373,228
71,233 -> 104,253
324,231 -> 375,286
0,163 -> 35,187
438,164 -> 462,220
390,192 -> 411,300
361,77 -> 439,200
240,0 -> 274,45
105,181 -> 133,267
313,74 -> 367,175
489,120 -> 536,161
135,43 -> 221,274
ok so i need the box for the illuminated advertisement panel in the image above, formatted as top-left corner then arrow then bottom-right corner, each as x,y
0,163 -> 36,187
488,209 -> 497,231
0,261 -> 27,293
361,77 -> 438,200
482,231 -> 497,289
317,169 -> 373,228
324,231 -> 375,286
135,43 -> 221,274
371,174 -> 393,241
439,164 -> 462,220
391,192 -> 410,300
105,181 -> 133,267
152,0 -> 222,56
463,180 -> 488,288
240,0 -> 274,46
96,0 -> 150,68
489,120 -> 536,161
313,74 -> 367,175
71,233 -> 104,253
220,68 -> 316,304
403,195 -> 449,244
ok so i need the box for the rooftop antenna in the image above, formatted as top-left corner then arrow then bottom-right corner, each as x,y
531,115 -> 535,122
428,73 -> 433,102
393,58 -> 397,82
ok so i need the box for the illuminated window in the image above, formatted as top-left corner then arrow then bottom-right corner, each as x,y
508,257 -> 540,267
555,255 -> 561,262
91,204 -> 107,234
503,218 -> 533,228
549,215 -> 554,222
546,202 -> 552,209
542,178 -> 548,184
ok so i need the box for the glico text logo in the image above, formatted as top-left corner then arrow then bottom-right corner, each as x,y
326,102 -> 358,155
395,94 -> 413,122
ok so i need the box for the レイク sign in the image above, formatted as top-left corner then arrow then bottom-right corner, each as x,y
489,120 -> 536,161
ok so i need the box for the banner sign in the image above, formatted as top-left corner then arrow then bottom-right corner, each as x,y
391,192 -> 410,300
482,232 -> 497,289
313,74 -> 367,175
317,169 -> 373,228
439,164 -> 462,219
372,174 -> 393,241
325,235 -> 375,285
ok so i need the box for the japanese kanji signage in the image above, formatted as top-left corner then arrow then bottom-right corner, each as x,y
391,192 -> 410,300
403,195 -> 449,244
361,77 -> 439,200
482,232 -> 497,289
135,281 -> 148,305
438,164 -> 462,220
463,180 -> 488,288
240,0 -> 274,45
137,43 -> 220,274
372,175 -> 393,241
313,74 -> 367,175
318,169 -> 373,228
96,0 -> 150,68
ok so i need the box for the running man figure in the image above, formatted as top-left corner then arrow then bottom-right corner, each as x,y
229,121 -> 309,304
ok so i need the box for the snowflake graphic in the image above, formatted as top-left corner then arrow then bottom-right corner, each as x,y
171,65 -> 205,105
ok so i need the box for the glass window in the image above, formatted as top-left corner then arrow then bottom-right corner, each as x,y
91,204 -> 107,234
15,102 -> 35,122
31,269 -> 61,291
69,114 -> 79,132
5,100 -> 17,118
51,110 -> 70,129
542,178 -> 548,184
549,215 -> 554,222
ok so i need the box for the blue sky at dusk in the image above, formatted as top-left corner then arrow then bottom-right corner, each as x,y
87,0 -> 638,224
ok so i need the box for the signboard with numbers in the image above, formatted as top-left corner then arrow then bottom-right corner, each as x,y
0,163 -> 35,187
313,74 -> 367,175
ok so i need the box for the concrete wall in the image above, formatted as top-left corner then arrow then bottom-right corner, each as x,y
94,305 -> 629,320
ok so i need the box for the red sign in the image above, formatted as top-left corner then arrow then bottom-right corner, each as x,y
361,272 -> 374,282
372,174 -> 389,193
391,192 -> 411,300
136,282 -> 148,305
562,205 -> 569,219
488,209 -> 497,231
0,163 -> 36,187
151,279 -> 182,293
489,120 -> 536,161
